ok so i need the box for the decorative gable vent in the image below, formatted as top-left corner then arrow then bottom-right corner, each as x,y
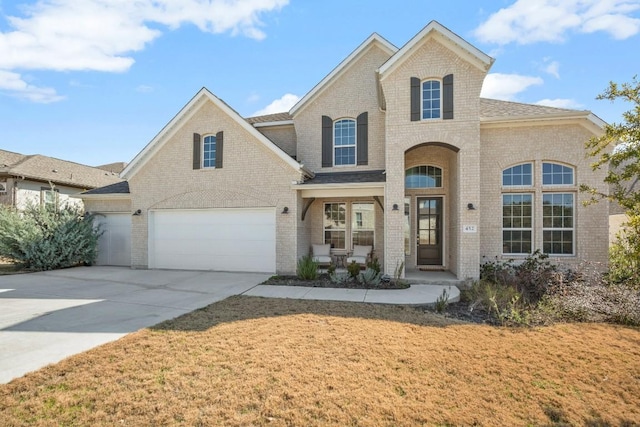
0,182 -> 7,193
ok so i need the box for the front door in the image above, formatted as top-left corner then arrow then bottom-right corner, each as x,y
417,197 -> 443,265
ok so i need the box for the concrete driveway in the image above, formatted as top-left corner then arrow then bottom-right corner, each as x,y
0,266 -> 269,384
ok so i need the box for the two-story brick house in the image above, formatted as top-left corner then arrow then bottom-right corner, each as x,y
80,21 -> 609,279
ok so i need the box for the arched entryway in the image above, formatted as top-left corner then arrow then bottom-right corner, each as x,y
404,143 -> 459,271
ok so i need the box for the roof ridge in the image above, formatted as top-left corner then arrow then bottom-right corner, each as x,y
480,97 -> 585,113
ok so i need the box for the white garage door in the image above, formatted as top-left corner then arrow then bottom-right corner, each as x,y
149,208 -> 276,273
94,213 -> 131,266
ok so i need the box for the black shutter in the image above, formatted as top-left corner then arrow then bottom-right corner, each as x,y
215,131 -> 224,168
357,112 -> 368,165
322,115 -> 333,167
193,133 -> 201,170
443,74 -> 454,120
410,77 -> 421,121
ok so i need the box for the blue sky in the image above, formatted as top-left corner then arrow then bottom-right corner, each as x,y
1,0 -> 639,167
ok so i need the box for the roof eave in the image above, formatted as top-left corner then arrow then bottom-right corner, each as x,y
481,111 -> 606,134
253,120 -> 295,128
77,193 -> 131,200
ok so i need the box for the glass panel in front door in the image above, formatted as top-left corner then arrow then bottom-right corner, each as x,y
417,197 -> 443,265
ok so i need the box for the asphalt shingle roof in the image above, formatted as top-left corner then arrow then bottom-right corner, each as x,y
0,149 -> 123,189
82,181 -> 130,195
479,98 -> 584,119
245,112 -> 293,124
302,170 -> 386,185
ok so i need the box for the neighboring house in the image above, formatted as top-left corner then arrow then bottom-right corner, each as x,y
80,21 -> 609,278
0,149 -> 122,211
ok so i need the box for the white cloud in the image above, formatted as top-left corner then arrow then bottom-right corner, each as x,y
0,0 -> 289,102
253,93 -> 299,116
543,60 -> 560,78
0,70 -> 64,103
480,73 -> 544,100
474,0 -> 640,45
535,98 -> 583,109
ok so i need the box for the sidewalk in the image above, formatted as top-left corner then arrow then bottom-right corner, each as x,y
243,283 -> 460,306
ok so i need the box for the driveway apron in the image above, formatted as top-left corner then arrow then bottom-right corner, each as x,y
0,266 -> 267,384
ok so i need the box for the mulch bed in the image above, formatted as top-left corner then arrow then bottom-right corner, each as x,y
261,273 -> 408,290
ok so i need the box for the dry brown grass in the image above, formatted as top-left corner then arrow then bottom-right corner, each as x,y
1,296 -> 639,426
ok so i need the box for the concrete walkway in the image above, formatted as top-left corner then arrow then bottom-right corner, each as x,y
0,266 -> 460,384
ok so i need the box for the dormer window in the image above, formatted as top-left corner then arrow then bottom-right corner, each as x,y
422,80 -> 441,119
334,119 -> 356,166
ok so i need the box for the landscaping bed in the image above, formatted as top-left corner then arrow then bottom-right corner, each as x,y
260,273 -> 409,290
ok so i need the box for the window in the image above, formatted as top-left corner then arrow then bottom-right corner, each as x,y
352,203 -> 374,248
422,80 -> 441,119
503,163 -> 532,186
404,197 -> 411,256
543,193 -> 574,255
41,187 -> 58,210
334,119 -> 356,166
203,135 -> 217,168
502,194 -> 533,254
405,165 -> 442,188
543,162 -> 574,185
324,203 -> 346,249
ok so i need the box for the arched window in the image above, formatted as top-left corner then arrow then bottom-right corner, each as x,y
333,119 -> 356,166
422,80 -> 441,119
542,162 -> 574,185
502,163 -> 532,186
405,165 -> 442,188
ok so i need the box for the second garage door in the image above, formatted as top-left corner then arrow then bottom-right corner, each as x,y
149,208 -> 276,273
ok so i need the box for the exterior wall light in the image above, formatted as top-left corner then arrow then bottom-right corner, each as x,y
467,203 -> 476,210
392,203 -> 399,211
282,206 -> 289,214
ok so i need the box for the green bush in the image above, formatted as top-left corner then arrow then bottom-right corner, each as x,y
366,257 -> 381,274
296,255 -> 318,280
347,261 -> 361,278
607,214 -> 640,289
0,204 -> 102,271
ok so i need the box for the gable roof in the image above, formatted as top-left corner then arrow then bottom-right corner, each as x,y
479,98 -> 606,133
0,149 -> 122,189
121,88 -> 310,180
378,21 -> 494,78
289,33 -> 397,116
246,112 -> 293,125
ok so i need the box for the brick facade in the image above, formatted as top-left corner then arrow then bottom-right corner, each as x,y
87,21 -> 609,278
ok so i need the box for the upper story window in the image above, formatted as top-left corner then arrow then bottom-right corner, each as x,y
542,162 -> 574,185
203,135 -> 217,168
503,163 -> 532,187
405,165 -> 443,188
333,119 -> 356,166
422,80 -> 441,119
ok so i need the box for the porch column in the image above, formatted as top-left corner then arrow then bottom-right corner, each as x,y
384,149 -> 405,276
456,147 -> 480,279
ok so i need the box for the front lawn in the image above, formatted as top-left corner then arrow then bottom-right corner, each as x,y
1,296 -> 639,426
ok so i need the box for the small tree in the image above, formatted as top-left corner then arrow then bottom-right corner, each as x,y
0,204 -> 102,271
581,76 -> 640,287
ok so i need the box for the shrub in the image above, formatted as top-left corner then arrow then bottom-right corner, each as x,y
358,268 -> 381,286
607,214 -> 640,289
330,272 -> 350,285
296,255 -> 318,280
347,261 -> 361,279
366,257 -> 381,274
434,288 -> 449,313
0,204 -> 101,271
